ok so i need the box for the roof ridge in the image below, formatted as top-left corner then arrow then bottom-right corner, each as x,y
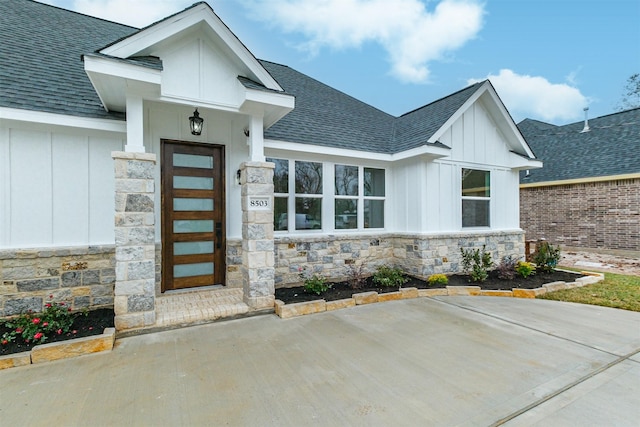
24,0 -> 136,30
399,80 -> 485,117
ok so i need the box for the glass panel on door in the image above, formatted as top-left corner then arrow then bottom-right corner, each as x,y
173,198 -> 214,211
173,153 -> 213,169
173,220 -> 214,233
173,176 -> 214,190
174,262 -> 214,278
174,241 -> 214,256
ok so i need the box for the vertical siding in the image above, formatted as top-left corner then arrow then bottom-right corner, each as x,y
0,125 -> 124,248
52,134 -> 89,244
10,129 -> 53,246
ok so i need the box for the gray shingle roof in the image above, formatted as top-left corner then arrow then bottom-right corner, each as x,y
0,0 -> 136,120
518,108 -> 640,183
1,0 -> 489,155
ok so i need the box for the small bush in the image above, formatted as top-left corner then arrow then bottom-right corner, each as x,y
373,265 -> 408,288
346,260 -> 368,289
533,241 -> 561,273
496,255 -> 518,280
299,268 -> 331,295
460,245 -> 493,282
1,295 -> 79,345
427,274 -> 448,286
516,261 -> 536,278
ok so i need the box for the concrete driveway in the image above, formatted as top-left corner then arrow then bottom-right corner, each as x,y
1,296 -> 639,426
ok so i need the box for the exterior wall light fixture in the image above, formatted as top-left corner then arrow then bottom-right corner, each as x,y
189,108 -> 204,135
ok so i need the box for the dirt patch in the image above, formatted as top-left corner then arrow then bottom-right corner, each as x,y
559,251 -> 640,276
275,269 -> 585,304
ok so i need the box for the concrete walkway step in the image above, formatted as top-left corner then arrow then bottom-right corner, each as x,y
155,287 -> 249,328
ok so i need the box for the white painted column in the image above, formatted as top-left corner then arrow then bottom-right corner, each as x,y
248,114 -> 265,162
125,95 -> 145,153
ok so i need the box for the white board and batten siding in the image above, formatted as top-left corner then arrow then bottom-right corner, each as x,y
392,101 -> 522,233
0,125 -> 125,249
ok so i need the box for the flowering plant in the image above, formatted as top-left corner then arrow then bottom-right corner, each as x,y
1,295 -> 80,346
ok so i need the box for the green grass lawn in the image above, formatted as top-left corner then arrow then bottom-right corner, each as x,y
538,271 -> 640,312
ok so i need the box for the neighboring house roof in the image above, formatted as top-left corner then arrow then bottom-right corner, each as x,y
0,0 -> 136,120
518,108 -> 640,183
1,0 -> 526,159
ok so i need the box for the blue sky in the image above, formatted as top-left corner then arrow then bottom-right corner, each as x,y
44,0 -> 639,124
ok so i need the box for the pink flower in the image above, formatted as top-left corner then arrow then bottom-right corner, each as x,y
15,327 -> 23,334
59,302 -> 65,306
45,303 -> 52,308
42,322 -> 49,327
72,330 -> 77,334
56,329 -> 62,335
88,327 -> 93,330
1,340 -> 8,345
32,318 -> 41,325
34,332 -> 43,340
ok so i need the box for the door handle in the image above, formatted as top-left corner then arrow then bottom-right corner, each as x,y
215,222 -> 222,249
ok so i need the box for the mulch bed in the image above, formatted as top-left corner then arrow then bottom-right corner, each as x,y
275,269 -> 586,304
1,308 -> 114,357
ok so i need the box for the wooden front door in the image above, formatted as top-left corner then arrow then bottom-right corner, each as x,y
161,140 -> 225,291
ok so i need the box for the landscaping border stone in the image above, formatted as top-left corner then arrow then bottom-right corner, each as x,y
273,271 -> 605,319
0,327 -> 115,370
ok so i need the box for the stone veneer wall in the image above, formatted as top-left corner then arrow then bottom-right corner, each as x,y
272,231 -> 524,287
0,246 -> 116,317
520,178 -> 640,251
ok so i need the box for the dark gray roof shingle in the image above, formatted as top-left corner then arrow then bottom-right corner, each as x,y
518,108 -> 640,183
0,0 -> 493,156
0,0 -> 136,120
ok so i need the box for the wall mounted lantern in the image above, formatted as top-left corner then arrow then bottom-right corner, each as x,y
189,108 -> 204,135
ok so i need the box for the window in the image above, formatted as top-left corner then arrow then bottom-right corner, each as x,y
271,158 -> 289,231
335,165 -> 358,229
462,168 -> 490,227
364,168 -> 385,228
268,158 -> 385,232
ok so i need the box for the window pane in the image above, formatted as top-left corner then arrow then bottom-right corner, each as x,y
335,165 -> 358,196
173,198 -> 213,211
174,262 -> 214,278
364,199 -> 384,228
274,197 -> 288,231
364,168 -> 385,196
295,161 -> 322,194
462,169 -> 490,197
462,200 -> 490,227
174,241 -> 214,255
295,198 -> 322,230
335,199 -> 357,229
173,220 -> 214,233
174,176 -> 213,190
268,158 -> 289,193
173,153 -> 213,169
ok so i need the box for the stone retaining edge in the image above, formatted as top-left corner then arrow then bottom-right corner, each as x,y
0,327 -> 115,370
274,271 -> 605,319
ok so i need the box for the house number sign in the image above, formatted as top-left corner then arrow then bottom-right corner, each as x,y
248,196 -> 271,211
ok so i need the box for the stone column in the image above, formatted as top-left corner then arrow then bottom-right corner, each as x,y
112,152 -> 157,331
240,161 -> 275,309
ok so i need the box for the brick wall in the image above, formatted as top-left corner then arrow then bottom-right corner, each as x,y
520,178 -> 640,251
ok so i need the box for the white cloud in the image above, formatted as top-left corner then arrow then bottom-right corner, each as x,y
72,0 -> 192,28
244,0 -> 485,83
468,69 -> 589,122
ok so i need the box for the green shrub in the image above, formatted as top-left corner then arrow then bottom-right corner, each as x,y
427,274 -> 448,286
460,245 -> 493,282
533,241 -> 561,273
299,268 -> 331,295
516,261 -> 536,278
373,265 -> 408,288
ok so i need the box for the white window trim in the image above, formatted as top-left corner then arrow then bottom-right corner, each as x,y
461,168 -> 491,229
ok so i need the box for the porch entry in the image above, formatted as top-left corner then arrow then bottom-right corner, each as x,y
161,140 -> 225,291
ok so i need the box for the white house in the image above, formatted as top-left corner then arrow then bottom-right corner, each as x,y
0,0 -> 541,331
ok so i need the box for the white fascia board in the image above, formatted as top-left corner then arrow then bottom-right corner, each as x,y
156,94 -> 241,113
0,107 -> 126,133
84,55 -> 162,85
508,153 -> 543,170
99,4 -> 282,92
243,89 -> 295,110
264,139 -> 450,162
